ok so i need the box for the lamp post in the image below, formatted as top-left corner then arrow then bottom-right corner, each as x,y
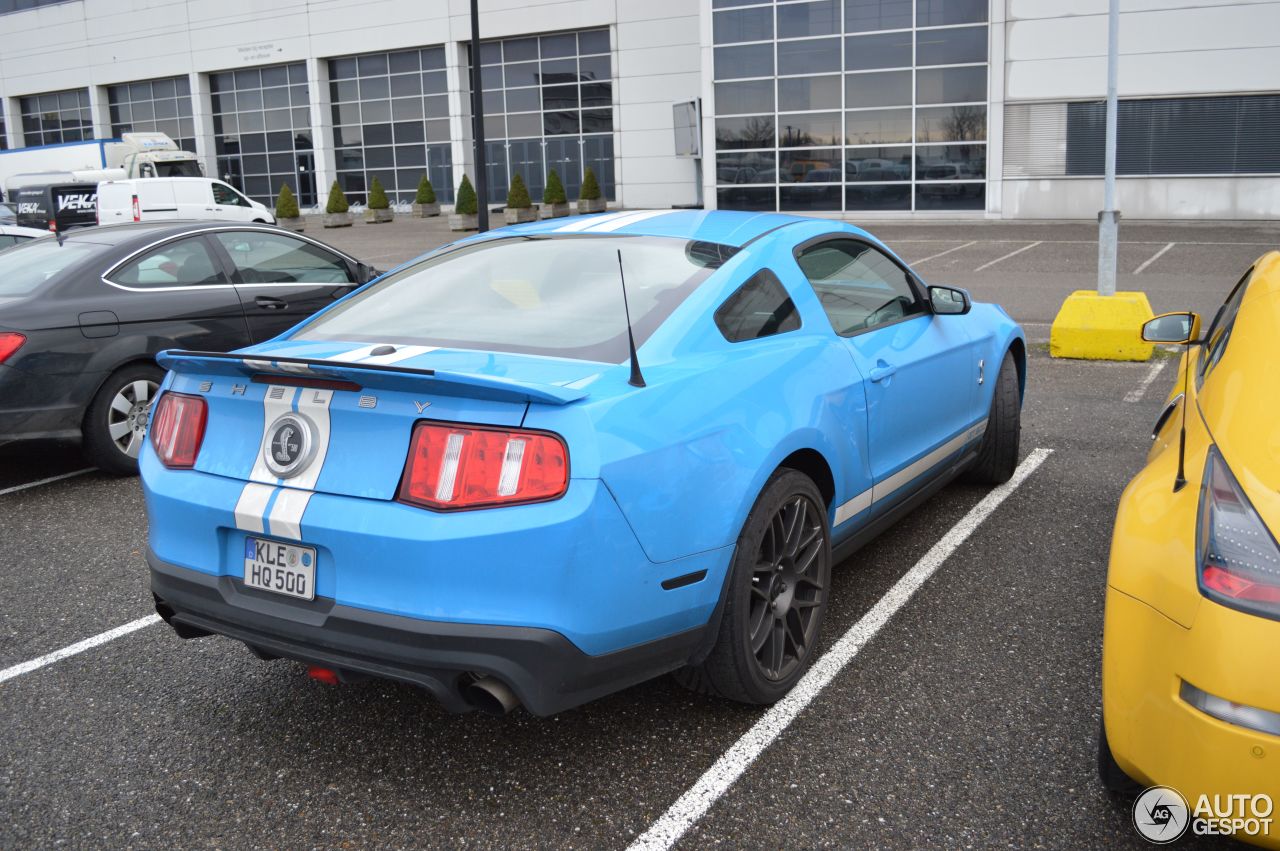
468,0 -> 489,232
1097,0 -> 1119,296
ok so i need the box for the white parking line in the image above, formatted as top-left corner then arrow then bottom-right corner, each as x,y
627,447 -> 1054,851
908,241 -> 977,265
1124,360 -> 1168,403
973,241 -> 1042,272
0,468 -> 93,497
1134,242 -> 1176,275
0,614 -> 161,685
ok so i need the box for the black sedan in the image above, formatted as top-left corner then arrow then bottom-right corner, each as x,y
0,222 -> 379,473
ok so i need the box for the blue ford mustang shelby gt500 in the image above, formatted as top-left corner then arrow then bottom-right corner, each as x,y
142,209 -> 1025,716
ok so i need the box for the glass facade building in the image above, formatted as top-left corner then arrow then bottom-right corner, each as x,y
328,46 -> 455,205
19,88 -> 93,146
107,76 -> 197,153
472,28 -> 615,204
210,63 -> 315,206
712,0 -> 988,212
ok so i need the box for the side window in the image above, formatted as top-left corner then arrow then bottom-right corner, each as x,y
796,239 -> 922,335
1199,267 -> 1252,383
0,235 -> 20,249
212,183 -> 248,207
213,231 -> 355,285
111,238 -> 227,287
715,269 -> 801,343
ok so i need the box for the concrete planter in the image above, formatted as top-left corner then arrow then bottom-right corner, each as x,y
412,202 -> 441,217
504,206 -> 538,225
364,208 -> 395,224
540,202 -> 570,219
449,213 -> 478,231
323,212 -> 353,228
277,216 -> 305,232
576,198 -> 607,214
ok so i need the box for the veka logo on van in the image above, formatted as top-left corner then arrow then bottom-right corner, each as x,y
56,193 -> 96,212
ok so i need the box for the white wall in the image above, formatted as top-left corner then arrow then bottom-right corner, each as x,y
1003,175 -> 1280,219
1005,0 -> 1280,101
0,0 -> 702,209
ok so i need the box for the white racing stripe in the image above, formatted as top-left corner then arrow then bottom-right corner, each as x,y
627,448 -> 1054,851
0,615 -> 162,685
552,210 -> 634,232
234,482 -> 275,534
266,386 -> 335,539
584,209 -> 672,232
355,344 -> 437,366
246,385 -> 297,485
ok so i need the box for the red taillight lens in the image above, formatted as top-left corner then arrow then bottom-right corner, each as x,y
0,333 -> 25,364
150,392 -> 207,469
398,422 -> 568,510
1197,446 -> 1280,617
132,195 -> 140,222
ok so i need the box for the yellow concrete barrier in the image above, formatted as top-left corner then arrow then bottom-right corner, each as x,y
1050,290 -> 1155,361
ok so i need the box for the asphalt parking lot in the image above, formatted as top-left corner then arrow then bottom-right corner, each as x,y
2,214 -> 1272,848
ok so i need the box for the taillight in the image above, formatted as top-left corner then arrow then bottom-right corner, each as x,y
0,333 -> 25,364
132,195 -> 140,222
48,219 -> 56,232
398,422 -> 568,511
150,392 -> 207,469
1197,446 -> 1280,618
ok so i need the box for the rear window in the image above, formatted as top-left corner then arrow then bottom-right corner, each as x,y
294,235 -> 735,362
0,239 -> 100,296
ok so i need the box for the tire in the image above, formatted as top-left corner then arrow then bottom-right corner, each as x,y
963,351 -> 1021,485
674,469 -> 832,704
82,363 -> 164,475
1098,716 -> 1142,795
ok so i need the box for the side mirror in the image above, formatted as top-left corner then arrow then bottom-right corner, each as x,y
354,262 -> 380,284
929,285 -> 971,316
1142,312 -> 1201,344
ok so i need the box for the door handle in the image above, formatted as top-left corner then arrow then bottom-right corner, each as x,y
255,296 -> 288,310
869,360 -> 897,383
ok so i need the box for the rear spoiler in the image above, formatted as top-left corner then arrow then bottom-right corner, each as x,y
156,350 -> 588,406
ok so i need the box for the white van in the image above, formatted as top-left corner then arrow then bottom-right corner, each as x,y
96,178 -> 276,225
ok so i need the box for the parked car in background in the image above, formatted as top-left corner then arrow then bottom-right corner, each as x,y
0,201 -> 18,224
97,178 -> 276,225
1100,253 -> 1280,849
0,224 -> 52,250
0,222 -> 378,473
13,182 -> 100,232
141,209 -> 1026,717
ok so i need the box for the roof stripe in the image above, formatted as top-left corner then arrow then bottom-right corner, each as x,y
584,209 -> 673,232
552,210 -> 634,232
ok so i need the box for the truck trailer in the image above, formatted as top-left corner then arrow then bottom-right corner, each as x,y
0,133 -> 201,199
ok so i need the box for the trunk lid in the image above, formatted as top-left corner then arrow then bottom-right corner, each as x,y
159,342 -> 602,501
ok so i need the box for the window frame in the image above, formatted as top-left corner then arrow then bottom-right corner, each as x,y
1197,265 -> 1253,387
791,233 -> 930,338
103,234 -> 231,291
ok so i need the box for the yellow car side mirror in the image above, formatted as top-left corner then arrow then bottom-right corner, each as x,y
1142,311 -> 1201,345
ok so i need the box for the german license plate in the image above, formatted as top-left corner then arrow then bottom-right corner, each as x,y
243,536 -> 316,601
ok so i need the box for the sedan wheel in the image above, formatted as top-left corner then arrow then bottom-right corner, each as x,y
107,379 -> 158,459
83,363 -> 165,475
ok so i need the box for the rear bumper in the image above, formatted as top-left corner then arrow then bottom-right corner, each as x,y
0,363 -> 85,445
151,552 -> 705,716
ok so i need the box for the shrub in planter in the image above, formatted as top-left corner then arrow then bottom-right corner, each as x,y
540,169 -> 569,219
412,175 -> 439,217
275,183 -> 304,231
364,177 -> 394,223
577,166 -> 606,214
323,181 -> 352,228
450,174 -> 479,231
504,173 -> 537,224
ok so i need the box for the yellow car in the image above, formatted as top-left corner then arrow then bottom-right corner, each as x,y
1100,251 -> 1280,847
